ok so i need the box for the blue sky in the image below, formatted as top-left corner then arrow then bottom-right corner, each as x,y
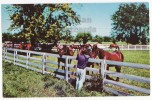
1,2 -> 149,36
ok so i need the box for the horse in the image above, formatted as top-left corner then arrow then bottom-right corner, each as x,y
109,43 -> 119,51
19,42 -> 32,50
70,44 -> 81,53
58,45 -> 74,70
92,44 -> 124,81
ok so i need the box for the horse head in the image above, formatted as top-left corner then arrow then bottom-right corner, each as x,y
58,45 -> 74,57
92,44 -> 106,59
92,44 -> 98,51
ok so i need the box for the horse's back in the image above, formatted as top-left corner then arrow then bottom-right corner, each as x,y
110,51 -> 123,62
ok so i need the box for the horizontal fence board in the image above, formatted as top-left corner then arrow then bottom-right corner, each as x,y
5,60 -> 13,63
28,67 -> 42,73
88,58 -> 102,63
16,59 -> 26,63
17,54 -> 27,59
86,67 -> 99,73
104,79 -> 150,94
104,86 -> 133,96
45,53 -> 60,58
5,48 -> 14,51
45,66 -> 57,71
15,63 -> 27,68
55,74 -> 65,79
6,57 -> 14,60
6,52 -> 14,56
105,71 -> 150,83
105,60 -> 150,69
15,49 -> 29,53
29,51 -> 44,55
28,62 -> 42,68
46,66 -> 72,76
29,57 -> 42,61
46,66 -> 66,74
46,60 -> 65,66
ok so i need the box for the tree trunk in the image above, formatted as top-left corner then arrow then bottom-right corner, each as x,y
30,36 -> 36,50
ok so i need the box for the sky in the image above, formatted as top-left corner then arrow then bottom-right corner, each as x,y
1,2 -> 149,36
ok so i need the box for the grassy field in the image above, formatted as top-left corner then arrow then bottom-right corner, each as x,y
3,61 -> 111,97
3,50 -> 150,97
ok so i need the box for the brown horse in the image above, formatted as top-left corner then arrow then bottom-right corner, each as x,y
109,43 -> 120,51
92,44 -> 124,81
58,45 -> 74,70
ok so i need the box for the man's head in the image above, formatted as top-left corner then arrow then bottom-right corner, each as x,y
81,47 -> 87,54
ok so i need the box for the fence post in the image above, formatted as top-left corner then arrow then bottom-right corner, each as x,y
14,50 -> 16,65
5,48 -> 8,60
42,53 -> 46,74
2,47 -> 4,59
140,45 -> 142,50
128,45 -> 129,50
135,45 -> 137,50
3,47 -> 6,60
101,59 -> 107,92
26,52 -> 29,69
65,56 -> 69,82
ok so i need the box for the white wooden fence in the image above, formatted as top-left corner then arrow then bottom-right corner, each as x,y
2,47 -> 150,96
98,44 -> 150,50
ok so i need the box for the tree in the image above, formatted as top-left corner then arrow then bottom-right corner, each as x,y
111,3 -> 149,44
6,4 -> 80,48
75,32 -> 92,44
103,36 -> 112,42
2,33 -> 12,42
92,35 -> 103,43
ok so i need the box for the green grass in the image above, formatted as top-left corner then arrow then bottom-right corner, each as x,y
3,61 -> 111,97
3,50 -> 150,97
121,50 -> 150,65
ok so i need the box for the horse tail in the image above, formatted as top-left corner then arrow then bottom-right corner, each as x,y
117,45 -> 120,51
120,52 -> 124,62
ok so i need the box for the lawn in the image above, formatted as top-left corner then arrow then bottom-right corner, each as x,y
3,61 -> 110,97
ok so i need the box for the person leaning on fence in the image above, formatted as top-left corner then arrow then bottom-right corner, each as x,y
75,47 -> 90,90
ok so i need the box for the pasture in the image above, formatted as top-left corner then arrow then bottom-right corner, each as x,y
3,50 -> 150,97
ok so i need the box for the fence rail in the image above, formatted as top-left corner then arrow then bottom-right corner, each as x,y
2,47 -> 150,96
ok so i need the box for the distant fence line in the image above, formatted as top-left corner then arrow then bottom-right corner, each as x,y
2,47 -> 150,96
97,44 -> 150,50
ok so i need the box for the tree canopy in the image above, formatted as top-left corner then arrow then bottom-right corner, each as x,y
92,35 -> 103,43
6,4 -> 80,47
111,3 -> 149,44
75,32 -> 92,44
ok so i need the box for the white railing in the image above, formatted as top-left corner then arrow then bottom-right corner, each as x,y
2,47 -> 150,96
99,44 -> 150,50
